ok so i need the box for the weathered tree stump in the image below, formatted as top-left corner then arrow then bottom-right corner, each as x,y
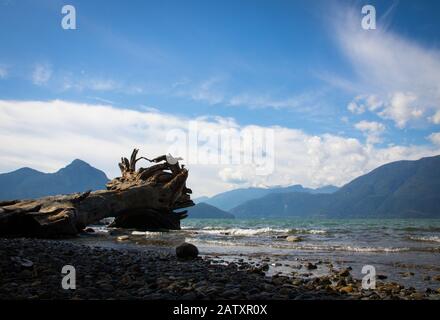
0,149 -> 194,237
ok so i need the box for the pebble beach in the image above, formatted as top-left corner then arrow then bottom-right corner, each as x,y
1,237 -> 439,300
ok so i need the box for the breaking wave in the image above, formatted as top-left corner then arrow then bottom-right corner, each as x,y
409,236 -> 440,243
194,239 -> 410,253
183,226 -> 330,236
280,244 -> 410,253
183,227 -> 329,237
192,227 -> 290,236
288,228 -> 328,235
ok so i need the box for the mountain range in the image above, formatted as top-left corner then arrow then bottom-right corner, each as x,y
186,202 -> 235,219
194,184 -> 338,211
0,159 -> 109,200
1,155 -> 439,218
231,155 -> 440,218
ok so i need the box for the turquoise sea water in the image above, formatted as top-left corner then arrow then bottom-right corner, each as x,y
181,218 -> 440,253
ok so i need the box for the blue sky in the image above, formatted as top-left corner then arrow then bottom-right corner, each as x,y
1,0 -> 440,196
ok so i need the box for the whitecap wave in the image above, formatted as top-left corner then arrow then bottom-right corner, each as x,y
282,244 -> 409,253
193,239 -> 256,247
191,239 -> 410,253
409,236 -> 440,243
131,231 -> 146,235
191,227 -> 290,236
130,230 -> 170,236
288,228 -> 328,235
91,226 -> 110,233
336,246 -> 409,253
184,226 -> 328,236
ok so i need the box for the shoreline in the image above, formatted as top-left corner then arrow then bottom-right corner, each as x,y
1,238 -> 439,300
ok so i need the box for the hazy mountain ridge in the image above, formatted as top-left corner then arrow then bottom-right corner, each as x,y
0,160 -> 109,200
195,184 -> 338,211
186,202 -> 235,219
231,155 -> 440,218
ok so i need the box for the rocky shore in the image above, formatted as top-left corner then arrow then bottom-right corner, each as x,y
0,238 -> 439,300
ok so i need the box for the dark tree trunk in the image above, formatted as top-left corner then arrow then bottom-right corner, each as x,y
0,149 -> 194,237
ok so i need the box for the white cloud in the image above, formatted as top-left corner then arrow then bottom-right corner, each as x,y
218,167 -> 254,185
428,132 -> 440,146
32,63 -> 52,85
378,92 -> 423,128
429,111 -> 440,125
368,95 -> 385,112
354,121 -> 385,133
347,94 -> 383,115
334,7 -> 440,128
347,100 -> 364,114
354,120 -> 386,144
348,92 -> 423,128
0,100 -> 439,197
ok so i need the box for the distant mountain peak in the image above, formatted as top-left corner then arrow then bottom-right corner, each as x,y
56,159 -> 96,174
0,159 -> 109,201
14,167 -> 42,173
68,159 -> 91,168
187,202 -> 235,219
200,183 -> 339,211
9,167 -> 44,177
231,155 -> 440,219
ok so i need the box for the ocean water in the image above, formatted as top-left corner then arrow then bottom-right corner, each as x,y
180,218 -> 440,290
181,218 -> 440,254
82,218 -> 440,291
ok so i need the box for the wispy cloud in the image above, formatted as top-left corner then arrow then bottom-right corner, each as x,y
354,120 -> 386,144
175,76 -> 324,113
428,132 -> 440,146
0,65 -> 8,79
175,77 -> 225,105
87,79 -> 119,91
228,93 -> 302,110
347,94 -> 383,114
32,63 -> 52,86
331,5 -> 440,128
62,73 -> 121,92
87,96 -> 115,105
429,111 -> 440,125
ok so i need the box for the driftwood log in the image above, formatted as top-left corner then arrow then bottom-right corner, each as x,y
0,149 -> 194,237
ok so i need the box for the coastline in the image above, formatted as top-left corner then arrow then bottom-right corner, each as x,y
1,237 -> 439,300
